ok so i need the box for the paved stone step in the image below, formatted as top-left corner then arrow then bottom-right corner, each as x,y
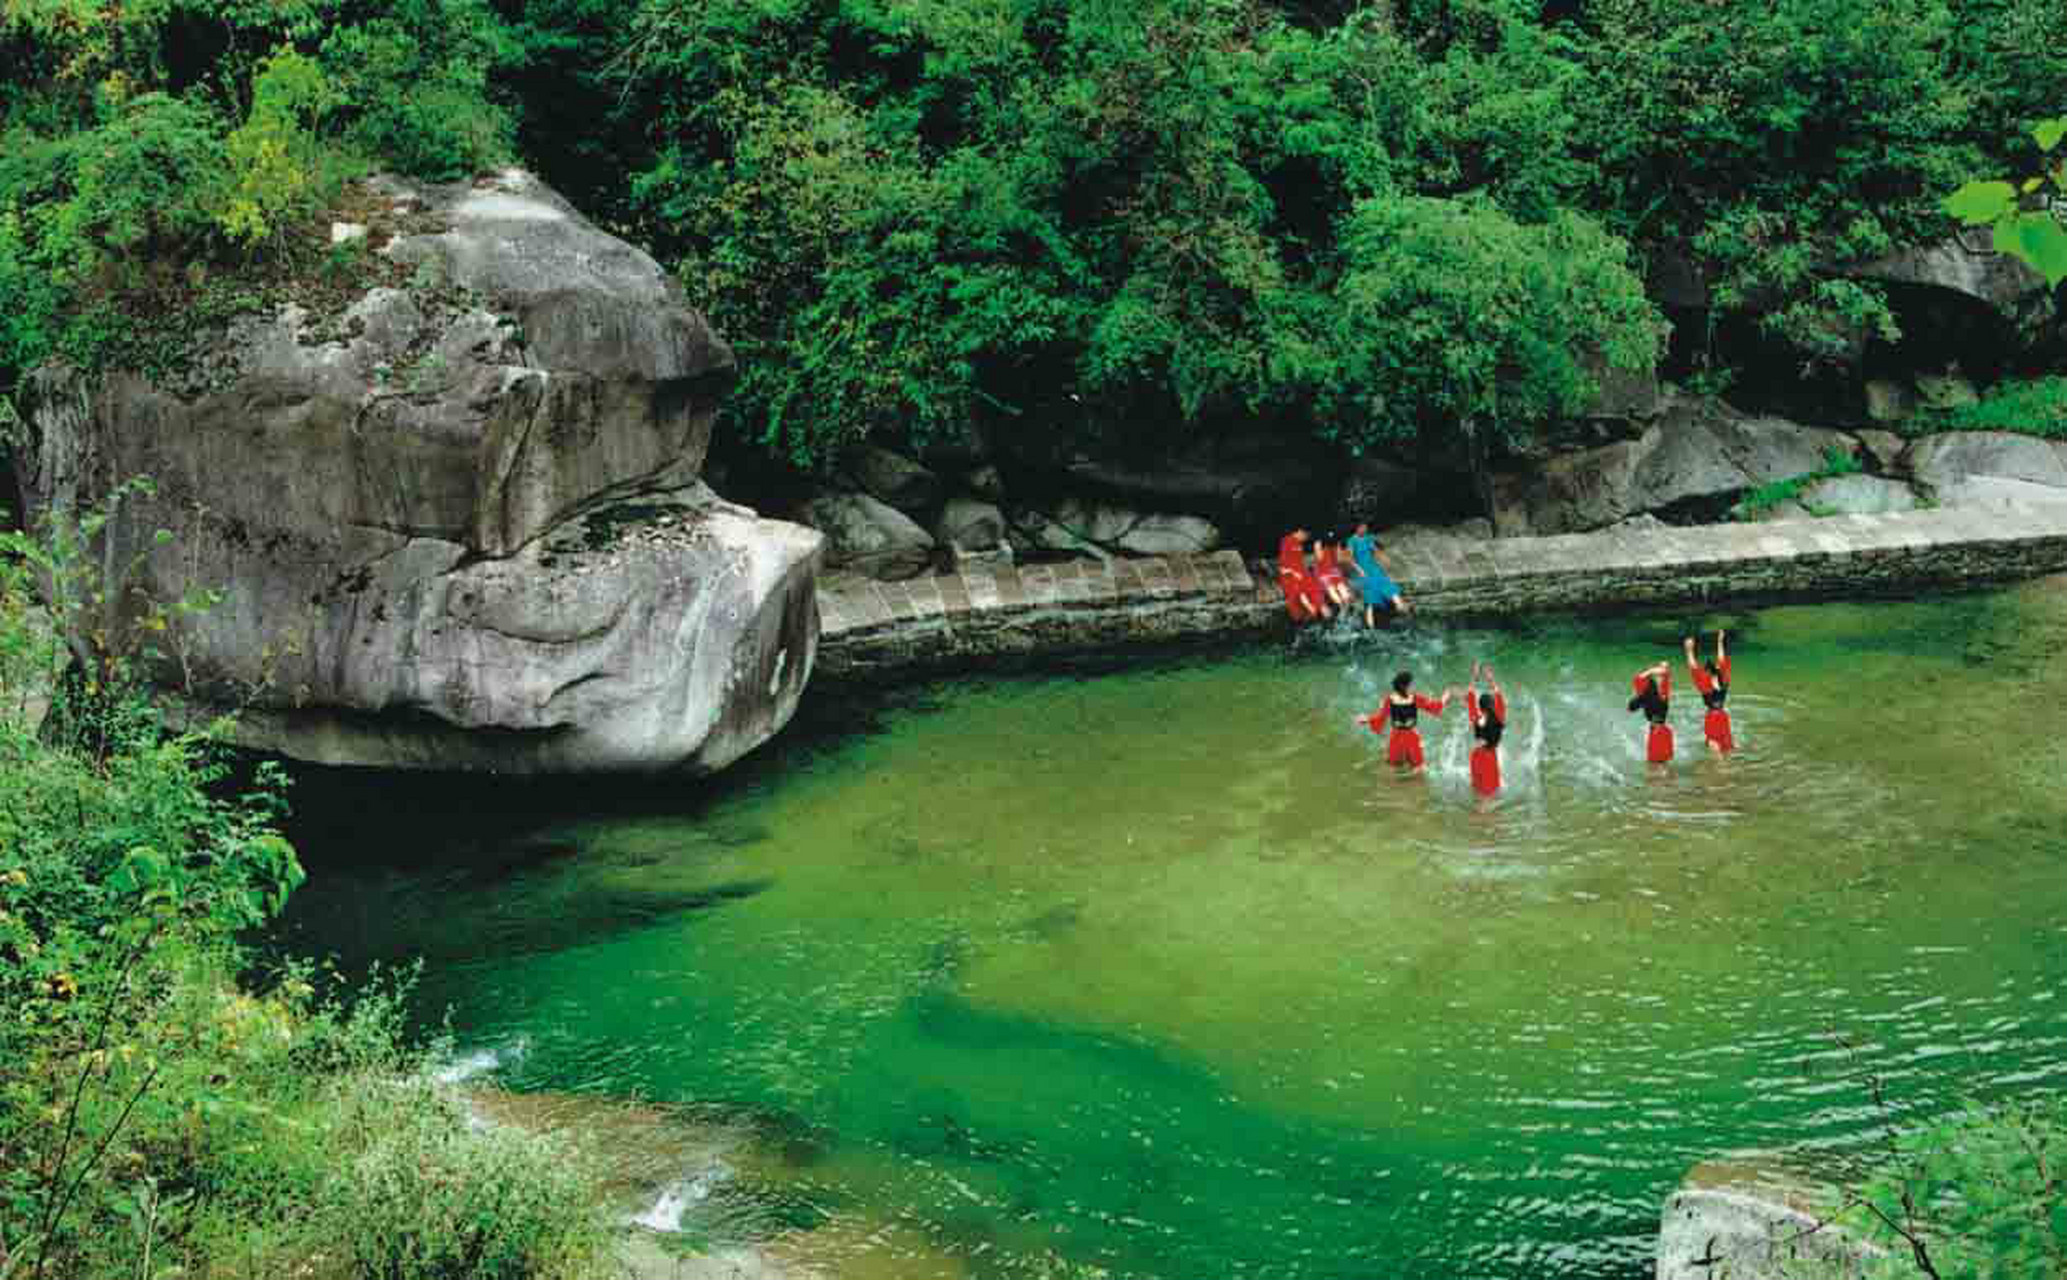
815,509 -> 2067,682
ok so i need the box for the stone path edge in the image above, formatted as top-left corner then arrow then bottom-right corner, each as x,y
813,510 -> 2067,684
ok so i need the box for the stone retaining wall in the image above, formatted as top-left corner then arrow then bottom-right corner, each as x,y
816,508 -> 2067,682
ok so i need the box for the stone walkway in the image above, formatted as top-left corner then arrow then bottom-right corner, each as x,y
815,506 -> 2067,681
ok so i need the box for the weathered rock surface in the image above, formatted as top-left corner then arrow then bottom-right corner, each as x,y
1908,431 -> 2067,511
1848,232 -> 2049,315
1011,497 -> 1221,558
14,170 -> 821,773
1490,397 -> 1858,535
845,445 -> 942,513
933,497 -> 1009,555
794,490 -> 936,580
1794,474 -> 1921,516
1659,1157 -> 1882,1280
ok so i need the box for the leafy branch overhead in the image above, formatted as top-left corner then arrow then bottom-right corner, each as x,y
1943,116 -> 2067,287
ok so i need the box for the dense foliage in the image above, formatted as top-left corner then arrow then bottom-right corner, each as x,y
6,0 -> 2062,481
0,506 -> 613,1279
558,0 -> 2067,471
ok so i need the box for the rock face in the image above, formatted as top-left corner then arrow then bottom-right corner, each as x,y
1848,233 -> 2049,315
1008,497 -> 1221,559
1490,396 -> 1858,535
795,490 -> 936,579
1908,430 -> 2067,511
14,170 -> 822,774
1659,1157 -> 1883,1280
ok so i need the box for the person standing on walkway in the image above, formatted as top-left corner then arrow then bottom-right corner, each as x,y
1344,522 -> 1410,628
1277,527 -> 1329,622
1466,661 -> 1507,795
1684,630 -> 1734,753
1365,670 -> 1451,771
1628,661 -> 1674,764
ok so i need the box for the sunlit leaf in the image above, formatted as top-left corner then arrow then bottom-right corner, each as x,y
1944,181 -> 2018,224
2035,116 -> 2067,153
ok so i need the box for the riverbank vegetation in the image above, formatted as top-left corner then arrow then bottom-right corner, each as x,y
0,510 -> 613,1279
4,0 -> 2064,485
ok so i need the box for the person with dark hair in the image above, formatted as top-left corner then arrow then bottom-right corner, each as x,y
1628,660 -> 1674,764
1313,531 -> 1354,611
1684,630 -> 1733,753
1344,521 -> 1410,628
1276,527 -> 1329,623
1466,661 -> 1507,796
1364,669 -> 1451,770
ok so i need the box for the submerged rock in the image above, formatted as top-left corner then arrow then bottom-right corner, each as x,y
14,170 -> 821,773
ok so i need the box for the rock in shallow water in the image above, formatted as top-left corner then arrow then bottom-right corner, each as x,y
14,170 -> 821,774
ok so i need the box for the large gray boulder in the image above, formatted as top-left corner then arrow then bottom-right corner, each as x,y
1490,397 -> 1858,535
1848,232 -> 2049,316
845,446 -> 942,513
1908,431 -> 2067,511
13,169 -> 821,774
794,490 -> 936,580
1011,497 -> 1220,558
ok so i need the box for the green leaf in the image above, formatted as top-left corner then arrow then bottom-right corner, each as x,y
1996,213 -> 2067,288
2035,116 -> 2067,153
1944,181 -> 2018,224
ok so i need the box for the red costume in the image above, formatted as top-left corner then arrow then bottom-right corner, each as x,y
1467,690 -> 1507,795
1633,670 -> 1673,763
1690,656 -> 1734,752
1314,544 -> 1349,595
1366,693 -> 1447,767
1277,533 -> 1324,621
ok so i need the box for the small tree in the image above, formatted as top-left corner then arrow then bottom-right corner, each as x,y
1320,195 -> 1661,522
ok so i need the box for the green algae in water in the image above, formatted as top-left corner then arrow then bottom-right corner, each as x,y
274,581 -> 2067,1279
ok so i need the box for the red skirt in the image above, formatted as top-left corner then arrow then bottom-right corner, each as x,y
1646,723 -> 1674,764
1470,746 -> 1501,795
1317,566 -> 1349,593
1279,571 -> 1324,620
1388,728 -> 1425,768
1704,708 -> 1734,752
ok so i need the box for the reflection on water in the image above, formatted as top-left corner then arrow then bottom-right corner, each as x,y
273,581 -> 2067,1279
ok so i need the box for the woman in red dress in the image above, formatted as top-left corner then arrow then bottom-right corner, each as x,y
1276,527 -> 1329,622
1466,661 -> 1507,795
1365,670 -> 1451,771
1628,661 -> 1674,763
1684,630 -> 1734,753
1312,532 -> 1354,612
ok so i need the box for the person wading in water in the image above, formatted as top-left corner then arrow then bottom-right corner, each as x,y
1466,661 -> 1507,796
1365,670 -> 1452,773
1628,661 -> 1674,764
1684,630 -> 1734,754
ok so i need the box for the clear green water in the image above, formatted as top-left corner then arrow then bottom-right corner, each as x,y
273,583 -> 2067,1280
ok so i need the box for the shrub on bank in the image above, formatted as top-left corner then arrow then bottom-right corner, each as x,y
0,509 -> 613,1280
1903,375 -> 2067,441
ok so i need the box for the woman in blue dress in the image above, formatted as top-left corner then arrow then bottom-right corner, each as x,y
1344,522 -> 1411,628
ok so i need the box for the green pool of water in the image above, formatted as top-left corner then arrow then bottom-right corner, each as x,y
273,582 -> 2067,1279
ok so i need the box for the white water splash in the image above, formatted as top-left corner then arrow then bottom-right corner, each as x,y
431,1035 -> 528,1085
629,1160 -> 734,1233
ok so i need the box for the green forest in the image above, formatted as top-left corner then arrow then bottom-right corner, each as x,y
4,0 -> 2064,479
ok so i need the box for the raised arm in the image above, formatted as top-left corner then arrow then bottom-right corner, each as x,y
1683,635 -> 1698,675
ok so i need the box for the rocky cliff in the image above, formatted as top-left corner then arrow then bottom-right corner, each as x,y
14,170 -> 822,774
